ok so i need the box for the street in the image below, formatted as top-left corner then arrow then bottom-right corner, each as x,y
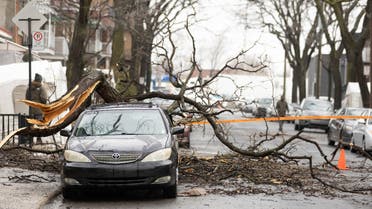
32,113 -> 372,209
0,112 -> 371,209
190,112 -> 371,166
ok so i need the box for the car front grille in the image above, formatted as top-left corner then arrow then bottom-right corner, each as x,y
90,152 -> 142,164
87,177 -> 149,185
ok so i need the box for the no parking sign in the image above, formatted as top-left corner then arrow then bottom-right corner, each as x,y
33,31 -> 44,50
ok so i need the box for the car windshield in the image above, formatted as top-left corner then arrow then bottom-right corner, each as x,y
302,100 -> 332,111
74,109 -> 167,136
345,108 -> 365,116
258,98 -> 273,105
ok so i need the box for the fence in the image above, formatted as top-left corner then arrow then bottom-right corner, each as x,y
0,114 -> 29,145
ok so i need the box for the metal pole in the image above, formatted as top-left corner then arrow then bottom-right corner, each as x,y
19,18 -> 40,115
27,18 -> 32,115
316,39 -> 322,99
283,45 -> 287,97
316,18 -> 322,99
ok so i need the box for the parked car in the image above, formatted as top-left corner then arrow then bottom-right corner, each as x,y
287,103 -> 300,123
327,107 -> 367,147
238,98 -> 255,113
60,103 -> 183,199
294,98 -> 334,132
252,98 -> 275,117
351,109 -> 372,154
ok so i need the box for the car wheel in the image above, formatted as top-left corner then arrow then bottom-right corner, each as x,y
163,168 -> 177,198
163,183 -> 177,198
350,140 -> 357,153
324,128 -> 329,134
295,124 -> 299,130
62,187 -> 80,199
328,139 -> 335,146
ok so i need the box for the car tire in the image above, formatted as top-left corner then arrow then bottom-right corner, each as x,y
163,183 -> 177,198
328,139 -> 335,146
324,128 -> 329,134
296,125 -> 303,130
62,187 -> 80,199
350,141 -> 357,153
295,124 -> 299,130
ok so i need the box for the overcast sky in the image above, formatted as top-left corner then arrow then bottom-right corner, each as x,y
180,0 -> 285,74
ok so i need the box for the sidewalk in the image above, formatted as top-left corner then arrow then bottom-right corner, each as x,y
0,167 -> 60,209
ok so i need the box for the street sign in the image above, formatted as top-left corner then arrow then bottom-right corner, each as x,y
33,31 -> 43,41
11,1 -> 47,116
33,31 -> 44,50
12,2 -> 47,34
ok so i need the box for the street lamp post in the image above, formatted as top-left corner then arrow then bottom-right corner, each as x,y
19,18 -> 40,115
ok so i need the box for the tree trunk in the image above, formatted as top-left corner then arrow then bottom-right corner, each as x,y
298,69 -> 306,102
292,69 -> 298,103
66,0 -> 92,90
142,38 -> 153,92
330,57 -> 342,109
355,53 -> 370,107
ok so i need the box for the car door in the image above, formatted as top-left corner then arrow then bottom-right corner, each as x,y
328,108 -> 345,142
352,110 -> 368,148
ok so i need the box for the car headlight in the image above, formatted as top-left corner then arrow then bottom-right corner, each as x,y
64,150 -> 91,162
141,148 -> 172,162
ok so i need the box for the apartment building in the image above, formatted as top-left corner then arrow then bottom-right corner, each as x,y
0,0 -> 113,69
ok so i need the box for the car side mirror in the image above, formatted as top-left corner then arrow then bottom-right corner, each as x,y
171,127 -> 184,135
60,129 -> 71,137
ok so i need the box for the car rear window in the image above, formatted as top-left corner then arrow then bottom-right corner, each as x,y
74,109 -> 167,136
302,100 -> 333,111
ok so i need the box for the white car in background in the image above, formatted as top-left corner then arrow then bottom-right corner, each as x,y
351,109 -> 372,154
294,98 -> 334,132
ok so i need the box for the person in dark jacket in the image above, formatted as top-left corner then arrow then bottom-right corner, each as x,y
276,95 -> 289,132
25,73 -> 48,144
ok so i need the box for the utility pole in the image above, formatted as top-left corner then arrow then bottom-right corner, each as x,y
316,5 -> 323,99
283,42 -> 287,98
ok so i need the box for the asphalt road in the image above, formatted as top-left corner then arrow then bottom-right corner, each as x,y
1,111 -> 371,209
190,112 -> 371,167
43,112 -> 371,209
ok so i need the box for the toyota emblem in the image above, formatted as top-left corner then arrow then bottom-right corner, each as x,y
112,153 -> 121,160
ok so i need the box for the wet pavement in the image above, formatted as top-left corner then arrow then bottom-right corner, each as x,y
0,112 -> 371,209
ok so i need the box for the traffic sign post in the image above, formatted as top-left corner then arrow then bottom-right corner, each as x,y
12,2 -> 47,116
19,18 -> 41,115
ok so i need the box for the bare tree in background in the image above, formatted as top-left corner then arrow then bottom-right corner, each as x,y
314,0 -> 344,109
110,0 -> 196,96
53,0 -> 113,90
1,0 -> 371,195
325,0 -> 371,107
242,0 -> 319,103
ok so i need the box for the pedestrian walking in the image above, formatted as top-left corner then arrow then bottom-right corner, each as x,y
276,95 -> 289,133
25,73 -> 48,144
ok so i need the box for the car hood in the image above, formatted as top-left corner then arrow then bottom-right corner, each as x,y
67,134 -> 169,153
344,120 -> 358,126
